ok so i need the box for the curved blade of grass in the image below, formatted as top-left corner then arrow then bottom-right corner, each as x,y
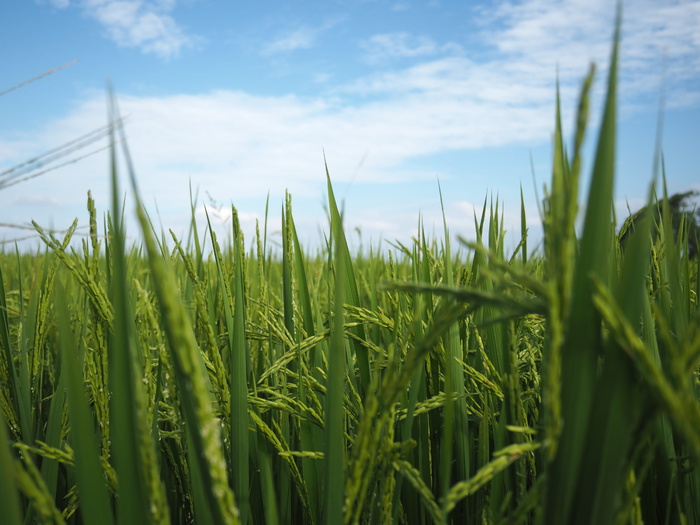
382,281 -> 546,318
443,442 -> 541,516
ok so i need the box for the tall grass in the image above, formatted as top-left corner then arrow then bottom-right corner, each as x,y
1,19 -> 699,524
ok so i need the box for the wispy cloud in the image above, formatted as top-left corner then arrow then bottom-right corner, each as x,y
360,33 -> 460,63
391,3 -> 410,12
479,0 -> 700,104
73,0 -> 194,59
263,18 -> 343,56
45,0 -> 71,8
13,195 -> 63,206
263,27 -> 318,55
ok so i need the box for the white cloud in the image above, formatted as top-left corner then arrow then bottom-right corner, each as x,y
79,0 -> 193,59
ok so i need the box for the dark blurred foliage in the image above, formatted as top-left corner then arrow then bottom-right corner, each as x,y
619,190 -> 699,258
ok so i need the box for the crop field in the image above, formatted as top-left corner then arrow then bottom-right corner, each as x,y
1,26 -> 699,525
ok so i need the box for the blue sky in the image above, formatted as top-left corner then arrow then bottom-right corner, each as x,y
1,0 -> 699,252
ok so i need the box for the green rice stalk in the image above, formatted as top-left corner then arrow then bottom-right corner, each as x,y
106,97 -> 169,525
255,430 -> 280,525
13,452 -> 65,525
436,181 -> 470,522
247,409 -> 312,515
569,208 -> 653,523
13,248 -> 35,447
592,280 -> 700,467
322,192 -> 347,525
520,186 -> 528,267
544,9 -> 621,523
539,65 -> 594,466
114,93 -> 240,525
55,281 -> 114,525
291,202 -> 323,524
442,442 -> 540,515
204,206 -> 252,521
0,264 -> 23,437
39,343 -> 67,503
277,193 -> 295,522
391,231 -> 429,523
32,219 -> 113,324
325,167 -> 370,396
0,399 -> 22,525
170,230 -> 231,422
231,207 -> 252,524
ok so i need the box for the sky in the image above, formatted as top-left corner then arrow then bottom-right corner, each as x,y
1,0 -> 699,254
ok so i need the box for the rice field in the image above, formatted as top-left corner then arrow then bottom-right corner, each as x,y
1,22 -> 699,525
